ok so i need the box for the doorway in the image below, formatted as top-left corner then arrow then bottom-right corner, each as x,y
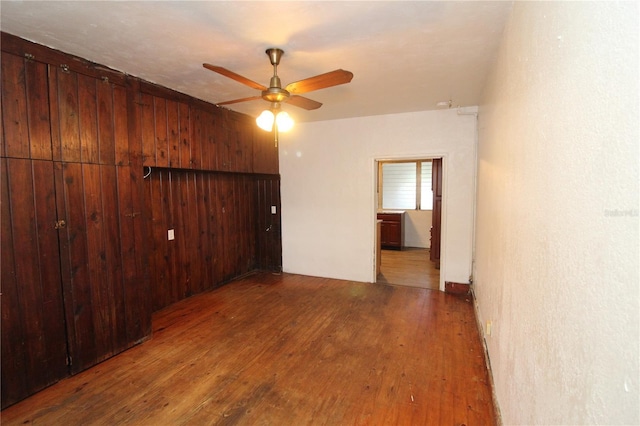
374,158 -> 442,290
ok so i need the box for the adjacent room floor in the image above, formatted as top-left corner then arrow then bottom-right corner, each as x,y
1,272 -> 496,425
377,247 -> 440,290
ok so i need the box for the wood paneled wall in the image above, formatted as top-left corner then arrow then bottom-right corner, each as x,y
136,82 -> 278,175
1,32 -> 281,408
144,169 -> 260,312
143,169 -> 282,312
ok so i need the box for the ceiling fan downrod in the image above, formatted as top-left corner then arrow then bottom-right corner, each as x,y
262,48 -> 290,103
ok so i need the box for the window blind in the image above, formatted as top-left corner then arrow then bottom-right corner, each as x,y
382,162 -> 416,209
420,161 -> 433,210
380,160 -> 434,210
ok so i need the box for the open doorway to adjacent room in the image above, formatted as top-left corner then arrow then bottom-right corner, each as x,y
374,158 -> 442,290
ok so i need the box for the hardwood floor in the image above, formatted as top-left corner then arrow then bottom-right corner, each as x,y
377,247 -> 440,290
1,273 -> 496,425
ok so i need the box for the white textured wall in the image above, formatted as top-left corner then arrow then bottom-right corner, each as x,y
475,2 -> 639,425
279,108 -> 476,287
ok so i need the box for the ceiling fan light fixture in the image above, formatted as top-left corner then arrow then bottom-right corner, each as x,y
256,110 -> 275,131
276,111 -> 294,132
256,109 -> 294,133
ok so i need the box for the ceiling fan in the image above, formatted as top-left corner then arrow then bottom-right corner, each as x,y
203,47 -> 354,118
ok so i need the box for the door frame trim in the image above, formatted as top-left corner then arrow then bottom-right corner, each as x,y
371,154 -> 447,291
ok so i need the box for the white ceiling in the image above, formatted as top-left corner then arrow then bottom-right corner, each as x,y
0,1 -> 512,123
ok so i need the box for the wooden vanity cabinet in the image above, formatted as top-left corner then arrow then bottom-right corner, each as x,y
377,212 -> 405,250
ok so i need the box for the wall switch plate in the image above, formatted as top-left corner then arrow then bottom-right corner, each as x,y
168,229 -> 175,240
271,205 -> 277,214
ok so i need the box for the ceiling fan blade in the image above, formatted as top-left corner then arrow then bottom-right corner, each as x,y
285,69 -> 354,94
286,95 -> 323,110
203,64 -> 267,91
217,95 -> 263,106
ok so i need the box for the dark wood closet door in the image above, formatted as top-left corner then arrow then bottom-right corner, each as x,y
430,158 -> 442,268
1,52 -> 69,408
54,162 -> 147,374
1,51 -> 151,408
1,159 -> 69,408
49,64 -> 149,374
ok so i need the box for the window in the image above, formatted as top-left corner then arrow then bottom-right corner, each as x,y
379,160 -> 433,210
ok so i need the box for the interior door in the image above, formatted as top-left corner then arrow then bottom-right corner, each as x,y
54,162 -> 135,373
49,64 -> 149,374
430,158 -> 442,268
1,159 -> 69,408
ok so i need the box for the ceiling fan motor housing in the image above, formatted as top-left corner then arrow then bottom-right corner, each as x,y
262,86 -> 290,103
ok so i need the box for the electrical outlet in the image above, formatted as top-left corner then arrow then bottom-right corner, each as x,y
168,229 -> 175,241
486,320 -> 492,336
271,205 -> 277,214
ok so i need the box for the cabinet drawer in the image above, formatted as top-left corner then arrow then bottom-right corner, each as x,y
377,213 -> 402,222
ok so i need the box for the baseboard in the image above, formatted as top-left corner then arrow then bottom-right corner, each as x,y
444,281 -> 470,295
469,287 -> 503,425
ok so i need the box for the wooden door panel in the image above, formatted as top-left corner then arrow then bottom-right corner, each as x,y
77,74 -> 100,164
1,52 -> 53,160
1,52 -> 31,159
1,159 -> 68,408
96,80 -> 117,165
51,68 -> 127,165
114,85 -> 130,166
0,159 -> 27,407
387,222 -> 401,246
56,162 -> 98,372
25,61 -> 53,160
56,162 -> 133,372
53,69 -> 82,162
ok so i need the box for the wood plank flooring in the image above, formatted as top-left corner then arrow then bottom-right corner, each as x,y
377,248 -> 440,290
1,272 -> 496,425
